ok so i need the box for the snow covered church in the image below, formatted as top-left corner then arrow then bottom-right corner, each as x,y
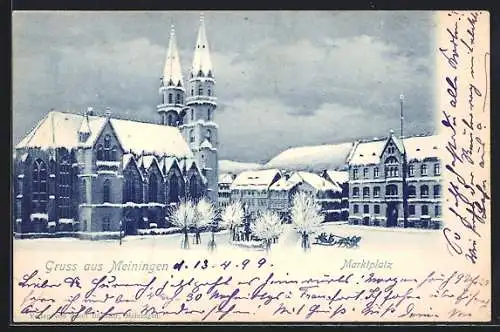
13,17 -> 219,235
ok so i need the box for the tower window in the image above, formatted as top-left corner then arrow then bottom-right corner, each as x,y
191,109 -> 194,121
206,129 -> 212,143
32,159 -> 48,213
168,93 -> 173,104
191,89 -> 194,96
189,130 -> 195,143
175,93 -> 181,104
103,179 -> 111,203
198,87 -> 203,95
58,157 -> 71,218
208,88 -> 211,96
208,109 -> 212,121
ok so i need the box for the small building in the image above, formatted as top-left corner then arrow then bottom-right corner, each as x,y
218,172 -> 236,209
320,170 -> 349,221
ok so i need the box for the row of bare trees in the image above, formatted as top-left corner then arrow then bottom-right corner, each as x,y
169,191 -> 324,252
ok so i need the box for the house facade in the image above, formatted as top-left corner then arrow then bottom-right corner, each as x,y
347,131 -> 442,229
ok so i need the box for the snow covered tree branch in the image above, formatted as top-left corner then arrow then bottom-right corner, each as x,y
169,200 -> 196,249
291,191 -> 324,251
251,210 -> 284,251
193,198 -> 217,246
221,201 -> 244,241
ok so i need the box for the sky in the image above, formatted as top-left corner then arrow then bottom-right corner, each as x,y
12,11 -> 437,164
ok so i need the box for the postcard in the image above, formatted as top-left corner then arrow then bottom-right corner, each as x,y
11,10 -> 490,323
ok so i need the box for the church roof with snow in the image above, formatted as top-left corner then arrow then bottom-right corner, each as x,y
16,111 -> 194,159
264,142 -> 354,172
348,134 -> 440,166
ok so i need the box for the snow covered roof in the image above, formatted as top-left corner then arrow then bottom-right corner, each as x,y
218,173 -> 236,184
325,170 -> 349,184
122,153 -> 135,170
348,134 -> 440,165
264,142 -> 354,172
78,115 -> 91,134
200,138 -> 213,150
292,171 -> 342,192
230,168 -> 281,190
16,111 -> 193,159
191,15 -> 213,77
138,155 -> 158,170
162,25 -> 184,88
269,176 -> 300,191
162,156 -> 178,173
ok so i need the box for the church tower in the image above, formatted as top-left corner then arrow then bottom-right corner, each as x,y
157,25 -> 185,126
181,14 -> 219,204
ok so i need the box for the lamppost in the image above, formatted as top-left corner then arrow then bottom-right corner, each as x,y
400,94 -> 408,228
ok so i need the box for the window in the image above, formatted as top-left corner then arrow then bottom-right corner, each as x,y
189,130 -> 195,143
352,187 -> 359,197
385,184 -> 398,196
373,186 -> 380,198
97,145 -> 104,160
387,144 -> 395,154
385,166 -> 399,178
191,109 -> 194,121
148,173 -> 158,203
83,179 -> 90,204
169,174 -> 180,203
189,175 -> 201,200
111,146 -> 117,161
208,88 -> 212,96
408,164 -> 415,177
421,185 -> 429,198
206,129 -> 212,143
103,179 -> 111,203
421,164 -> 428,176
104,135 -> 111,149
363,168 -> 369,178
434,163 -> 441,176
363,205 -> 369,214
433,185 -> 441,198
435,205 -> 441,216
190,89 -> 194,96
32,159 -> 48,213
353,204 -> 359,214
363,187 -> 370,198
408,185 -> 416,198
58,157 -> 71,218
208,109 -> 212,121
124,174 -> 138,203
352,168 -> 358,180
198,87 -> 203,95
373,167 -> 379,178
374,205 -> 380,214
421,205 -> 429,216
385,156 -> 399,164
409,205 -> 415,215
102,217 -> 111,231
168,93 -> 173,104
175,93 -> 181,104
168,114 -> 174,126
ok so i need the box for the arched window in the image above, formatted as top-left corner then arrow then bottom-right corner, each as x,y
189,130 -> 195,143
421,164 -> 428,176
373,167 -> 379,178
362,187 -> 370,198
32,159 -> 48,213
208,109 -> 212,121
148,173 -> 158,203
420,185 -> 429,198
175,93 -> 181,104
59,157 -> 72,218
421,205 -> 429,216
408,164 -> 415,177
191,109 -> 194,121
353,204 -> 359,214
168,93 -> 173,104
208,88 -> 211,96
408,185 -> 416,198
206,129 -> 212,142
97,144 -> 104,160
83,179 -> 90,203
385,184 -> 398,196
104,135 -> 111,149
190,88 -> 194,96
352,187 -> 359,197
103,179 -> 111,203
433,184 -> 441,197
169,174 -> 179,203
198,86 -> 203,95
111,146 -> 117,161
385,156 -> 399,164
373,186 -> 380,197
189,175 -> 200,200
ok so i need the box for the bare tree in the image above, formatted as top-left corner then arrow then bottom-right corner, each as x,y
193,198 -> 216,246
291,191 -> 324,251
221,201 -> 244,241
251,210 -> 284,251
169,200 -> 196,249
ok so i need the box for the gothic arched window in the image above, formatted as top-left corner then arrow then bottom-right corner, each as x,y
198,86 -> 203,95
32,159 -> 48,213
111,146 -> 117,161
168,93 -> 173,104
208,109 -> 212,121
208,88 -> 211,96
169,174 -> 180,203
103,179 -> 111,203
189,130 -> 195,143
59,157 -> 71,218
189,175 -> 200,200
148,173 -> 158,203
420,185 -> 429,198
175,93 -> 181,104
104,135 -> 111,149
97,144 -> 104,160
191,109 -> 194,121
206,129 -> 212,142
408,185 -> 416,198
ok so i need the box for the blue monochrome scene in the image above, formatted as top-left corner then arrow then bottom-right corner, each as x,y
12,12 -> 441,251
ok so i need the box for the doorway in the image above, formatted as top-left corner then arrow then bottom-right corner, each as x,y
386,203 -> 399,227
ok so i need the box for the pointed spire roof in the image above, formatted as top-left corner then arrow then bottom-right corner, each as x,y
163,24 -> 184,87
191,13 -> 214,77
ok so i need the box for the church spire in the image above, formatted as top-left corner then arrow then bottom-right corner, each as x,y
162,24 -> 184,88
191,13 -> 214,78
